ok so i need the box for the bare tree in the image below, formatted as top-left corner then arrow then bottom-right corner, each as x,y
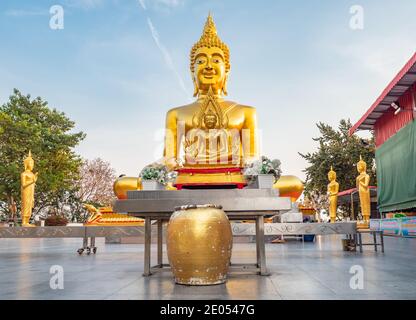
77,158 -> 117,206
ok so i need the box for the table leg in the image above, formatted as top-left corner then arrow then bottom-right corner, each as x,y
373,232 -> 377,252
359,233 -> 363,253
380,231 -> 385,253
157,219 -> 163,267
143,217 -> 152,276
255,225 -> 260,267
255,215 -> 267,275
82,236 -> 88,249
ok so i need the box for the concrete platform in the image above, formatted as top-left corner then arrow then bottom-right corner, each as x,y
0,235 -> 415,300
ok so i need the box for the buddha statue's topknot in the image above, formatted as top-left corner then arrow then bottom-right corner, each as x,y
190,13 -> 230,74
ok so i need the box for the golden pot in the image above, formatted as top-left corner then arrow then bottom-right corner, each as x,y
167,204 -> 232,285
113,176 -> 142,199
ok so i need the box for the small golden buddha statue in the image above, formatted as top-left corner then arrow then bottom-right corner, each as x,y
356,156 -> 371,228
21,151 -> 38,227
327,166 -> 339,223
164,14 -> 258,188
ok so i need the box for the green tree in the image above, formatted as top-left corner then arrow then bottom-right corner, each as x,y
0,89 -> 85,221
299,119 -> 376,208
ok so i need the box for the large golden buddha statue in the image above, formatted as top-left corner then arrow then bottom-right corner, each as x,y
164,14 -> 258,188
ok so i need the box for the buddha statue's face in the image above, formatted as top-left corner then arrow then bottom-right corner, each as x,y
328,171 -> 336,182
25,159 -> 34,171
193,47 -> 227,95
203,112 -> 218,129
357,162 -> 366,173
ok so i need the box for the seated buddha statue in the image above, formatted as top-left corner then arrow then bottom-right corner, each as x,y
164,14 -> 258,189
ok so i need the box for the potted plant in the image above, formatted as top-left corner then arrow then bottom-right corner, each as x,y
139,162 -> 177,190
243,156 -> 282,189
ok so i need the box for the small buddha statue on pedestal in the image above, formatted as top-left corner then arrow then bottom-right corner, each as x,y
21,151 -> 38,227
327,166 -> 339,223
356,156 -> 371,229
163,14 -> 258,189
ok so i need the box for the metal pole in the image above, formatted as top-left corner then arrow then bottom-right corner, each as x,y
157,219 -> 163,267
380,231 -> 385,253
143,217 -> 152,276
256,215 -> 267,275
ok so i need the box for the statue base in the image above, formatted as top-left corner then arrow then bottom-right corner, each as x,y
357,219 -> 370,229
21,223 -> 36,227
174,167 -> 247,190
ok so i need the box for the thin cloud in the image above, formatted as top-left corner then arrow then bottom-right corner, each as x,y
138,0 -> 147,10
155,0 -> 185,7
64,0 -> 104,10
5,9 -> 47,17
146,17 -> 191,100
138,0 -> 185,12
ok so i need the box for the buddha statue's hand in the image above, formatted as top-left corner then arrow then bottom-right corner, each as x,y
164,157 -> 179,171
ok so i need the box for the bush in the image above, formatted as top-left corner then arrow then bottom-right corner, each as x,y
45,215 -> 68,226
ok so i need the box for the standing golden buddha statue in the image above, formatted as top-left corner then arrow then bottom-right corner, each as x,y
356,156 -> 371,228
21,151 -> 38,227
164,14 -> 258,189
327,166 -> 339,223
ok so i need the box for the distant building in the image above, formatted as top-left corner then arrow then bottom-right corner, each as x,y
350,52 -> 416,214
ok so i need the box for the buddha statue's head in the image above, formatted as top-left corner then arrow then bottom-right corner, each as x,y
190,13 -> 230,97
24,150 -> 34,171
357,155 -> 367,173
328,166 -> 336,182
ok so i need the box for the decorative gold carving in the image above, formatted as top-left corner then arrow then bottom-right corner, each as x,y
84,204 -> 144,226
192,86 -> 228,129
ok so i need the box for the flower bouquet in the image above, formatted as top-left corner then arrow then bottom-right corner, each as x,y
243,156 -> 282,189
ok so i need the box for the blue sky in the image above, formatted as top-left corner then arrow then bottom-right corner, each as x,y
1,0 -> 415,180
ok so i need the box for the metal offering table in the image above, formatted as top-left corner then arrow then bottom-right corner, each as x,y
0,222 -> 357,276
113,189 -> 292,276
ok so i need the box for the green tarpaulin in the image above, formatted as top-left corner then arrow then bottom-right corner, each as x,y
376,120 -> 416,212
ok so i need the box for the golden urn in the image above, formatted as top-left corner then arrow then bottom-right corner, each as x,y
166,204 -> 233,285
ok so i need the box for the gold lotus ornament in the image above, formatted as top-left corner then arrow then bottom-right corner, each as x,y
113,176 -> 142,199
273,175 -> 304,202
166,204 -> 232,285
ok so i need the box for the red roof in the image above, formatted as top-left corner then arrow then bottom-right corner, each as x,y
338,186 -> 377,197
349,52 -> 416,134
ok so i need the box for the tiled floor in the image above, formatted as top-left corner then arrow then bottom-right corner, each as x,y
0,235 -> 415,300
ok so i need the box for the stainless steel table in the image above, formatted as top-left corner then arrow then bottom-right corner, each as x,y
113,189 -> 292,276
0,222 -> 357,275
